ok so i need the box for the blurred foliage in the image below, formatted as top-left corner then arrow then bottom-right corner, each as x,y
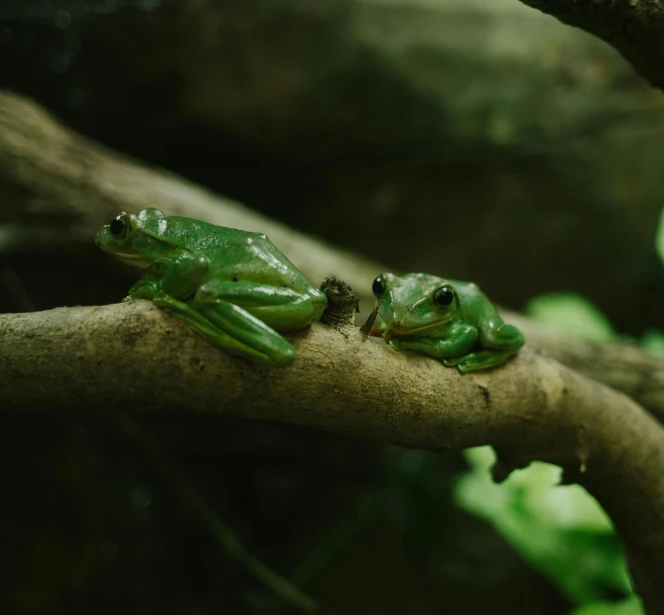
649,208 -> 664,355
570,597 -> 643,615
525,293 -> 616,342
656,206 -> 664,267
525,203 -> 664,352
641,330 -> 664,355
454,447 -> 634,612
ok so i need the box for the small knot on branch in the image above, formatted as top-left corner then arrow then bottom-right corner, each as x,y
319,275 -> 360,329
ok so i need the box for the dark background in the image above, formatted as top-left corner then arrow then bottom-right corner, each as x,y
1,0 -> 660,613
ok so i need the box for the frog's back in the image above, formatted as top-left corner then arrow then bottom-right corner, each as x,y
163,217 -> 311,288
451,279 -> 502,326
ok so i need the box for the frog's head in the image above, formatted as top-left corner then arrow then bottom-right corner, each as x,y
373,272 -> 460,337
95,208 -> 186,269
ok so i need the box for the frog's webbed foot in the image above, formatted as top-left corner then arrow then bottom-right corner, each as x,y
153,291 -> 296,367
443,349 -> 519,373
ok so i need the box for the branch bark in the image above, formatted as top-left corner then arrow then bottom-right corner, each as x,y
2,300 -> 664,611
517,0 -> 664,89
2,90 -> 664,423
512,315 -> 664,424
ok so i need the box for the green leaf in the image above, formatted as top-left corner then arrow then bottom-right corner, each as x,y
656,206 -> 664,266
525,293 -> 615,342
455,447 -> 632,604
641,330 -> 664,356
569,596 -> 643,615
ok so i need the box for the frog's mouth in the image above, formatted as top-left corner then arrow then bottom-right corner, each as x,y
105,251 -> 152,268
386,319 -> 447,337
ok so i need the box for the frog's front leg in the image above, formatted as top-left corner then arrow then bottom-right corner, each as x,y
126,254 -> 208,302
125,277 -> 160,301
159,253 -> 209,299
389,324 -> 478,360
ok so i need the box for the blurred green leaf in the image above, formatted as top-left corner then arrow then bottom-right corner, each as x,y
454,447 -> 632,606
525,293 -> 616,342
656,206 -> 664,266
642,209 -> 664,355
641,329 -> 664,356
570,596 -> 643,615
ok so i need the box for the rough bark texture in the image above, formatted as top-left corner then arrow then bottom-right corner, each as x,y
512,316 -> 664,424
2,300 -> 664,611
519,0 -> 664,89
2,90 -> 664,423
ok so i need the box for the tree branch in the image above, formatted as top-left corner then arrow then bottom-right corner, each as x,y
2,90 -> 664,423
512,315 -> 664,424
2,300 -> 664,611
517,0 -> 664,89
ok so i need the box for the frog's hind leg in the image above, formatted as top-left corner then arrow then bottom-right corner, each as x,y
479,322 -> 524,351
453,321 -> 523,373
153,292 -> 295,367
197,281 -> 328,332
249,297 -> 326,332
443,348 -> 518,373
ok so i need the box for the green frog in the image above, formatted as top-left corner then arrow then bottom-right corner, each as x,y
369,272 -> 524,373
96,208 -> 327,366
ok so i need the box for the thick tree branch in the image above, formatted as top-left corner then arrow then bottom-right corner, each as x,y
2,90 -> 664,423
518,0 -> 664,88
1,301 -> 664,611
512,315 -> 664,424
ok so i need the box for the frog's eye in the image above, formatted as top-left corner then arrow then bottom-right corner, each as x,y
372,275 -> 386,296
433,285 -> 454,308
110,214 -> 129,239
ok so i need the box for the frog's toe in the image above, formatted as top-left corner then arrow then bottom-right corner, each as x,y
456,361 -> 480,374
454,350 -> 518,373
269,344 -> 296,367
455,358 -> 492,373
